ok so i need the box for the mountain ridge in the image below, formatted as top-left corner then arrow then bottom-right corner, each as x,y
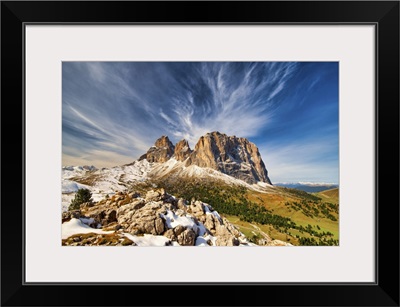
139,132 -> 271,185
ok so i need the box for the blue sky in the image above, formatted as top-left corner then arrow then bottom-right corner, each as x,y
62,62 -> 338,183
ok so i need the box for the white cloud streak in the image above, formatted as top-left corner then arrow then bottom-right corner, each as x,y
160,63 -> 297,148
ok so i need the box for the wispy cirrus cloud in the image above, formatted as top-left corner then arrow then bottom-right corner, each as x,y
157,62 -> 298,146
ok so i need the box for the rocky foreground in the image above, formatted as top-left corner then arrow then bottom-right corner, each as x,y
62,188 -> 289,246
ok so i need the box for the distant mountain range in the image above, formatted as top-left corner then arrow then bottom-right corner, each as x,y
275,182 -> 338,193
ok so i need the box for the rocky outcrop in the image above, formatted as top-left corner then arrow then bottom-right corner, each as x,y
174,139 -> 192,161
62,188 -> 260,246
139,136 -> 175,163
185,132 -> 271,184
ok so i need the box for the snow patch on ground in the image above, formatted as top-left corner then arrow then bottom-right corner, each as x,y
123,233 -> 176,246
61,160 -> 153,212
62,180 -> 91,193
61,218 -> 113,239
203,204 -> 211,214
61,194 -> 75,212
195,234 -> 217,246
256,181 -> 274,188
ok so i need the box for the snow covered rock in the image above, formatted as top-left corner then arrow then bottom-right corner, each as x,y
62,188 -> 255,246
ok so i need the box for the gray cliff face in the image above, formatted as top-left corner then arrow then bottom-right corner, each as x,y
140,132 -> 272,185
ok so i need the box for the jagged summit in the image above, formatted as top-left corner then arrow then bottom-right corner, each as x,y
141,132 -> 272,185
139,136 -> 175,163
186,131 -> 271,184
174,139 -> 192,161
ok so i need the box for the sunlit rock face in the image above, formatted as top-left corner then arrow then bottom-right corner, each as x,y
185,131 -> 271,185
139,136 -> 175,163
174,139 -> 192,162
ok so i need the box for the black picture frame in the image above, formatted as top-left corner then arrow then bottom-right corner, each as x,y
1,1 -> 399,306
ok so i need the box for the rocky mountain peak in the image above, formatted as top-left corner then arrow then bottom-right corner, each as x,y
174,139 -> 192,161
139,135 -> 175,163
155,135 -> 174,149
186,132 -> 272,185
140,132 -> 272,185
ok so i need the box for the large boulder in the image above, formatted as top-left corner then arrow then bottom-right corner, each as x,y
176,229 -> 196,246
214,225 -> 240,246
118,201 -> 167,235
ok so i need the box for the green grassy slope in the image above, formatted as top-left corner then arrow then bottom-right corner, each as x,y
315,188 -> 339,204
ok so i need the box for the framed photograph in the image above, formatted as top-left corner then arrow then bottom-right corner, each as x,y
1,1 -> 399,306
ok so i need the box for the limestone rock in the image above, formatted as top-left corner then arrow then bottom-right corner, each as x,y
215,234 -> 240,246
188,200 -> 204,217
80,192 -> 139,227
145,190 -> 162,201
176,229 -> 196,246
141,136 -> 175,163
185,131 -> 271,184
117,200 -> 167,235
173,225 -> 185,236
62,210 -> 81,223
164,229 -> 177,240
62,186 -> 277,247
176,198 -> 187,210
80,201 -> 94,209
174,139 -> 192,161
204,214 -> 217,233
214,224 -> 240,246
